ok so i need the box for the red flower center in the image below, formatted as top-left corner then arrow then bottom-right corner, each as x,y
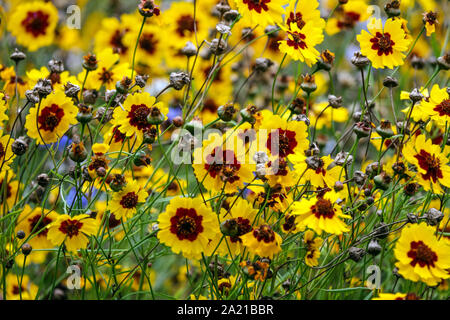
59,219 -> 83,238
204,147 -> 241,184
28,214 -> 53,237
170,208 -> 203,241
433,99 -> 450,117
252,225 -> 275,243
286,31 -> 308,50
110,29 -> 129,55
243,0 -> 270,13
21,10 -> 50,37
176,15 -> 197,37
112,126 -> 127,143
98,68 -> 114,84
407,240 -> 438,268
337,11 -> 360,30
128,104 -> 152,131
0,143 -> 5,160
370,32 -> 395,56
120,192 -> 139,209
286,12 -> 306,29
229,217 -> 252,243
139,33 -> 158,54
267,129 -> 298,157
38,104 -> 64,132
311,198 -> 336,219
414,150 -> 443,183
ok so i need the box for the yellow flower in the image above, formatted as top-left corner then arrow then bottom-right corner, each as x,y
157,197 -> 219,259
326,0 -> 370,35
357,18 -> 411,69
0,92 -> 9,125
112,91 -> 166,142
102,125 -> 143,158
193,133 -> 255,194
278,21 -> 324,66
241,224 -> 282,259
47,214 -> 99,252
291,190 -> 351,235
15,205 -> 58,249
403,134 -> 450,193
109,180 -> 148,220
303,230 -> 322,267
372,292 -> 421,300
394,223 -> 450,286
423,11 -> 438,37
419,84 -> 450,127
1,67 -> 29,97
0,133 -> 16,171
0,173 -> 20,213
26,66 -> 79,91
291,154 -> 342,188
234,0 -> 286,26
5,274 -> 38,300
7,1 -> 58,51
25,90 -> 78,144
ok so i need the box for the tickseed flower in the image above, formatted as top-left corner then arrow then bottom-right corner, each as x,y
0,132 -> 16,170
419,84 -> 450,127
88,143 -> 110,178
0,67 -> 29,97
372,292 -> 421,300
423,11 -> 438,37
5,274 -> 38,300
278,21 -> 324,67
234,0 -> 286,26
240,224 -> 282,259
291,191 -> 351,235
15,205 -> 58,249
326,0 -> 370,35
103,125 -> 143,158
112,91 -> 167,141
0,173 -> 20,213
24,90 -> 78,144
109,181 -> 148,220
394,223 -> 450,286
265,156 -> 298,187
218,199 -> 257,256
7,1 -> 58,51
27,66 -> 79,91
47,214 -> 99,252
259,113 -> 309,159
303,230 -> 322,267
403,134 -> 450,193
357,18 -> 411,69
291,155 -> 342,188
0,92 -> 9,125
157,197 -> 219,259
193,133 -> 255,194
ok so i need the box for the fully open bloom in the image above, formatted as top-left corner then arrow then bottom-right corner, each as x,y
291,155 -> 342,188
112,91 -> 166,142
25,90 -> 78,144
357,18 -> 411,69
7,1 -> 58,51
291,191 -> 350,235
304,230 -> 322,267
1,67 -> 29,97
241,224 -> 282,259
109,181 -> 148,220
47,214 -> 99,252
394,223 -> 450,286
420,84 -> 450,127
157,197 -> 219,259
372,292 -> 421,300
0,92 -> 9,125
403,134 -> 450,193
5,274 -> 38,300
326,0 -> 370,35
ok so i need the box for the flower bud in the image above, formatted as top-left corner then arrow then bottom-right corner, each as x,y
108,174 -> 126,192
34,78 -> 53,98
409,88 -> 424,103
138,0 -> 160,17
353,121 -> 371,138
374,172 -> 391,190
135,74 -> 149,88
83,53 -> 98,71
11,136 -> 29,156
172,116 -> 184,128
348,247 -> 365,262
48,59 -> 64,74
68,140 -> 87,163
223,10 -> 239,23
353,171 -> 367,186
76,104 -> 93,124
17,230 -> 26,239
437,52 -> 450,70
217,103 -> 236,122
220,219 -> 240,237
83,89 -> 99,105
181,41 -> 197,57
170,72 -> 190,90
384,0 -> 401,17
382,76 -> 398,88
21,243 -> 32,256
116,76 -> 132,94
240,105 -> 258,125
37,173 -> 50,187
133,150 -> 152,167
367,239 -> 382,256
64,82 -> 81,98
376,120 -> 394,138
254,58 -> 273,73
10,48 -> 26,63
328,95 -> 343,109
351,52 -> 370,69
300,74 -> 317,93
424,208 -> 443,226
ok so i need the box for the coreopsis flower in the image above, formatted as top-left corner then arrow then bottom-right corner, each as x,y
278,21 -> 324,66
0,67 -> 29,97
258,113 -> 309,159
303,230 -> 322,267
372,293 -> 421,300
27,66 -> 79,91
265,156 -> 298,187
5,274 -> 38,300
78,49 -> 131,90
94,13 -> 137,60
285,0 -> 324,29
240,224 -> 282,259
394,223 -> 450,286
88,143 -> 110,178
0,173 -> 20,213
112,91 -> 167,141
103,125 -> 143,158
109,181 -> 148,220
15,205 -> 58,249
291,155 -> 342,188
423,11 -> 438,37
47,214 -> 99,252
234,0 -> 286,26
357,18 -> 411,69
193,133 -> 255,194
0,132 -> 16,171
419,84 -> 450,127
247,185 -> 292,213
7,1 -> 58,51
291,191 -> 351,235
157,197 -> 219,259
0,92 -> 9,125
24,90 -> 78,144
326,0 -> 370,35
218,199 -> 257,256
403,134 -> 450,193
